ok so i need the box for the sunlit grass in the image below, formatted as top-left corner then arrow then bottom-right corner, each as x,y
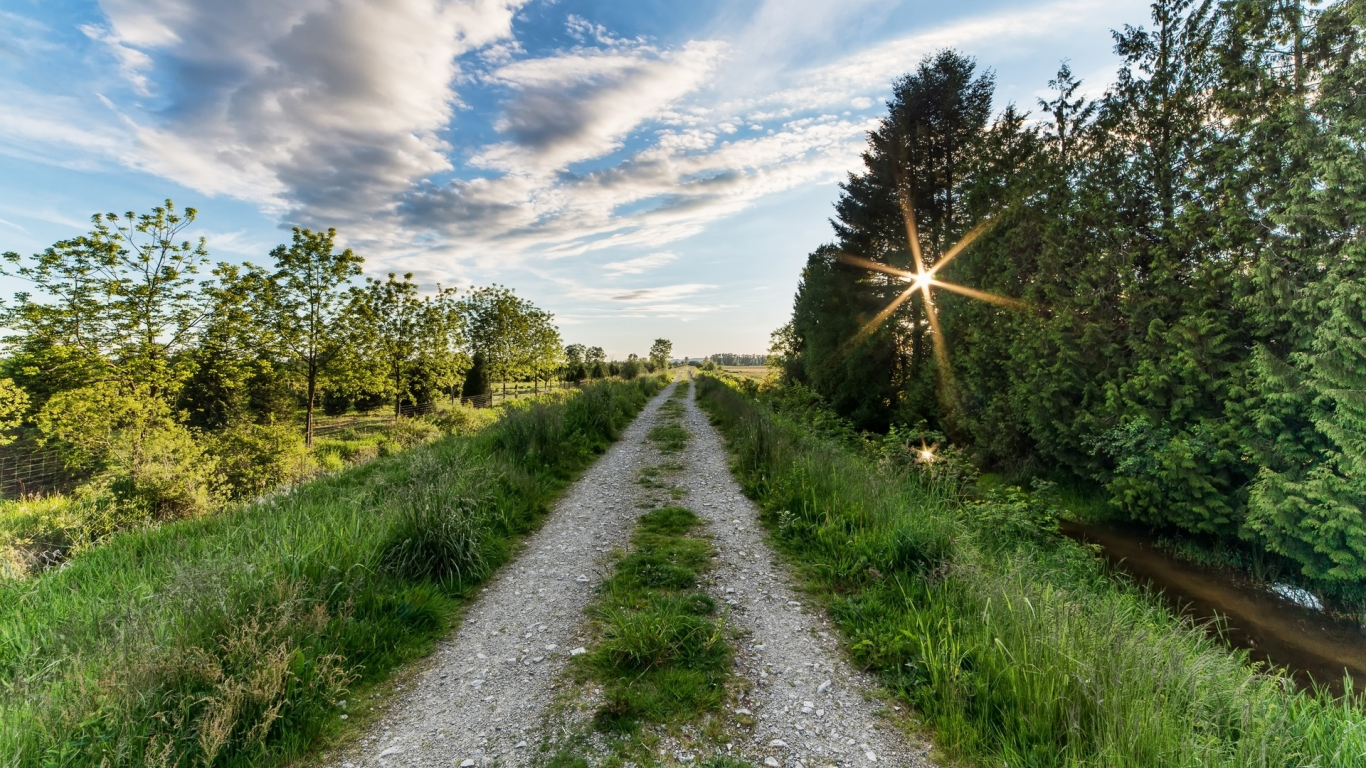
697,374 -> 1366,768
0,377 -> 664,768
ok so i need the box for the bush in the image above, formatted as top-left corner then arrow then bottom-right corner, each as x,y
320,390 -> 351,416
211,423 -> 315,501
428,404 -> 498,436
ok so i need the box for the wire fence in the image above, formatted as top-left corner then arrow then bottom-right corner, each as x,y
0,379 -> 576,500
0,447 -> 72,500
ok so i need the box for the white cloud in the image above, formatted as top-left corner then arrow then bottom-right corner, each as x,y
0,0 -> 1144,293
474,40 -> 724,175
602,251 -> 677,276
95,0 -> 530,222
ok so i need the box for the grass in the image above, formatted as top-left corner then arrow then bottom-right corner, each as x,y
695,373 -> 1366,768
586,504 -> 728,734
646,380 -> 691,454
0,404 -> 501,579
0,376 -> 665,768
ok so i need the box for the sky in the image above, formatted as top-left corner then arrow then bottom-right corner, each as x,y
0,0 -> 1151,359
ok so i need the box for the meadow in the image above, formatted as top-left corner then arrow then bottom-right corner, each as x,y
696,373 -> 1366,768
0,376 -> 663,768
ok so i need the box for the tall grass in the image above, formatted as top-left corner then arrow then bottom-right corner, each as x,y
696,374 -> 1366,768
0,376 -> 664,768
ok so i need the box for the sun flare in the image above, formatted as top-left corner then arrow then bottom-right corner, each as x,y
837,179 -> 1025,408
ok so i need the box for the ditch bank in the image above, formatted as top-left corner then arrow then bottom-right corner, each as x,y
1061,520 -> 1366,697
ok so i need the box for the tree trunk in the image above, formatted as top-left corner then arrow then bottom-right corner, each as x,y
305,358 -> 317,447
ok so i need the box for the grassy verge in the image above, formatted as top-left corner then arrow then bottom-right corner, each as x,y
0,405 -> 502,578
0,376 -> 664,768
696,373 -> 1366,768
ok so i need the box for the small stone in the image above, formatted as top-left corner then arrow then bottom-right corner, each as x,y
339,714 -> 348,720
516,741 -> 527,749
575,575 -> 589,583
817,680 -> 832,695
545,644 -> 558,651
532,656 -> 545,663
764,759 -> 781,768
816,709 -> 825,717
378,747 -> 402,758
769,739 -> 788,748
726,587 -> 735,594
735,708 -> 753,716
865,751 -> 878,762
460,761 -> 476,768
570,646 -> 587,656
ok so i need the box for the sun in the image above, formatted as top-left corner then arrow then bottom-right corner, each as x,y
838,177 -> 1026,402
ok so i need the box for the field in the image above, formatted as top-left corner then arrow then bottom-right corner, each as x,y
720,366 -> 770,381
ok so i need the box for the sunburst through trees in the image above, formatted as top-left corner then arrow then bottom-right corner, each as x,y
837,174 -> 1026,417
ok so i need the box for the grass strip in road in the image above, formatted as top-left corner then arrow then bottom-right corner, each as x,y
695,373 -> 1366,768
0,376 -> 666,768
646,380 -> 691,454
587,504 -> 728,734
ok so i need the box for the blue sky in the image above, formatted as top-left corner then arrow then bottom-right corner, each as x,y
0,0 -> 1149,359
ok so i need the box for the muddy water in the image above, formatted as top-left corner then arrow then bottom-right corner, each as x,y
1060,520 -> 1366,697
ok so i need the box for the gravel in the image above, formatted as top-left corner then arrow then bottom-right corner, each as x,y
677,379 -> 934,768
324,377 -> 935,767
327,384 -> 676,768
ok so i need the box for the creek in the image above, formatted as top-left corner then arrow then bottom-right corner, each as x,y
1060,520 -> 1366,697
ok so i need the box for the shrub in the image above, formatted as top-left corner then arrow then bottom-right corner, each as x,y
428,404 -> 498,436
211,423 -> 315,501
320,390 -> 351,416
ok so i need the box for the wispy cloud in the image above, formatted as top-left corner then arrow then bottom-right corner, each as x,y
1,0 -> 1142,287
602,251 -> 677,275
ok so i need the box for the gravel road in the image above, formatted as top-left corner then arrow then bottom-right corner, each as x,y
326,376 -> 934,767
676,379 -> 933,768
329,383 -> 677,768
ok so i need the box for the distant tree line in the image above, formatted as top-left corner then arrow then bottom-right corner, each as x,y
0,204 -> 563,513
560,338 -> 673,381
774,0 -> 1366,598
707,353 -> 768,366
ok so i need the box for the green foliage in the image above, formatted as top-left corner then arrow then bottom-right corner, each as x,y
0,377 -> 661,767
777,2 -> 1366,597
697,374 -> 1366,768
648,338 -> 672,371
0,378 -> 27,445
210,423 -> 314,502
459,285 -> 562,388
356,272 -> 465,418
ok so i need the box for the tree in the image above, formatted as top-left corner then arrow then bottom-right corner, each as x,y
177,264 -> 268,431
649,339 -> 673,371
2,200 -> 210,401
459,285 -> 560,395
258,227 -> 363,445
356,273 -> 464,418
564,343 -> 587,381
